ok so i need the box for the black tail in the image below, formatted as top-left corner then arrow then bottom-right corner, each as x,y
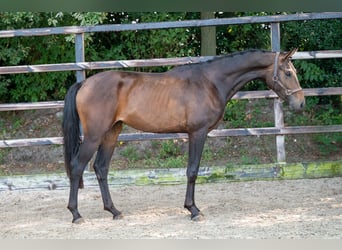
62,82 -> 84,189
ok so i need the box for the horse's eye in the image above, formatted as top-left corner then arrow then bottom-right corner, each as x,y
285,71 -> 292,77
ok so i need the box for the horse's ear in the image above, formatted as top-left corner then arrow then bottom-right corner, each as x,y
283,48 -> 298,61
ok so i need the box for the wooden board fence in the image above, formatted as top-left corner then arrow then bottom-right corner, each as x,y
0,12 -> 341,164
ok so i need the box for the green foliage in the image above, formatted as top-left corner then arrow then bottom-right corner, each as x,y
223,100 -> 247,128
314,133 -> 342,156
240,155 -> 260,165
88,12 -> 197,73
159,140 -> 182,159
282,17 -> 342,108
0,12 -> 107,102
120,145 -> 140,162
159,156 -> 186,168
117,140 -> 187,169
223,99 -> 274,128
286,96 -> 341,126
216,12 -> 271,54
285,95 -> 341,157
295,60 -> 324,83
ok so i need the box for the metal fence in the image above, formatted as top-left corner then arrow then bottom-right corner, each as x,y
1,12 -> 342,163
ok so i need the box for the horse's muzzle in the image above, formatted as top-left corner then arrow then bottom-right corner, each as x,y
288,94 -> 305,111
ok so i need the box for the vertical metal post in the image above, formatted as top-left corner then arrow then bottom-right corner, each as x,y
271,22 -> 286,163
75,33 -> 86,82
75,33 -> 88,169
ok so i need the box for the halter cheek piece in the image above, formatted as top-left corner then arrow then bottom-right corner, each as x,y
273,52 -> 302,97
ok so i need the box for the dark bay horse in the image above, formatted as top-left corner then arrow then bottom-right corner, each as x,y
62,49 -> 305,223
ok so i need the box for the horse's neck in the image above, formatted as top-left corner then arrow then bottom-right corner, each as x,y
203,51 -> 274,102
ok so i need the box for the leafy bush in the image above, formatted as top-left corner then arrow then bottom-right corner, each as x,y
0,12 -> 106,102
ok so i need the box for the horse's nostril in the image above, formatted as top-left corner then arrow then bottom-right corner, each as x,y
300,102 -> 305,109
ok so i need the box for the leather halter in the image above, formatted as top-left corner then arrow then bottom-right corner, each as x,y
273,52 -> 302,97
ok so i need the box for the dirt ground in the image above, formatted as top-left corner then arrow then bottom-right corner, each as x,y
0,177 -> 341,239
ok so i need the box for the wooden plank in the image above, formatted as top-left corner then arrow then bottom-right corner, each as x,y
1,51 -> 341,75
0,63 -> 79,74
0,137 -> 64,147
0,101 -> 64,111
0,13 -> 341,38
303,87 -> 342,96
1,161 -> 341,191
293,50 -> 342,59
232,90 -> 278,99
207,128 -> 280,137
232,87 -> 342,99
1,125 -> 341,148
208,125 -> 342,137
281,125 -> 342,134
0,56 -> 214,74
88,56 -> 215,69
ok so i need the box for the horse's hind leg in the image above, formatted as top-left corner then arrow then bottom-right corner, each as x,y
93,122 -> 123,220
68,138 -> 99,223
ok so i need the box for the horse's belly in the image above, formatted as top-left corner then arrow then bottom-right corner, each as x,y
121,110 -> 188,133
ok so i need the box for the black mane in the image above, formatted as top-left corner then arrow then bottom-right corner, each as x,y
172,49 -> 269,71
205,49 -> 269,63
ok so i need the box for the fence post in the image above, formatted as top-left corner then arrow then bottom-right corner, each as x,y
75,33 -> 86,82
75,33 -> 88,169
271,22 -> 286,163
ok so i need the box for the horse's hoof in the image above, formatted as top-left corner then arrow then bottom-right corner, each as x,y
191,213 -> 205,222
113,213 -> 123,220
72,217 -> 85,224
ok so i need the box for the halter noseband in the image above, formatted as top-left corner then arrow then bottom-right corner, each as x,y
273,52 -> 302,97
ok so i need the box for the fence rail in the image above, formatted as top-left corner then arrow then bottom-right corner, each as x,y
0,12 -> 341,164
1,12 -> 342,38
0,87 -> 341,111
0,51 -> 342,75
1,124 -> 342,148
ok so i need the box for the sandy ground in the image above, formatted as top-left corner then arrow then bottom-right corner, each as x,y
0,177 -> 341,239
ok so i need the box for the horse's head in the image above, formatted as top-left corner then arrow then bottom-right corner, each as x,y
267,48 -> 305,111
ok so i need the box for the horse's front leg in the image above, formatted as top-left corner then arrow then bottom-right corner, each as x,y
184,129 -> 207,221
